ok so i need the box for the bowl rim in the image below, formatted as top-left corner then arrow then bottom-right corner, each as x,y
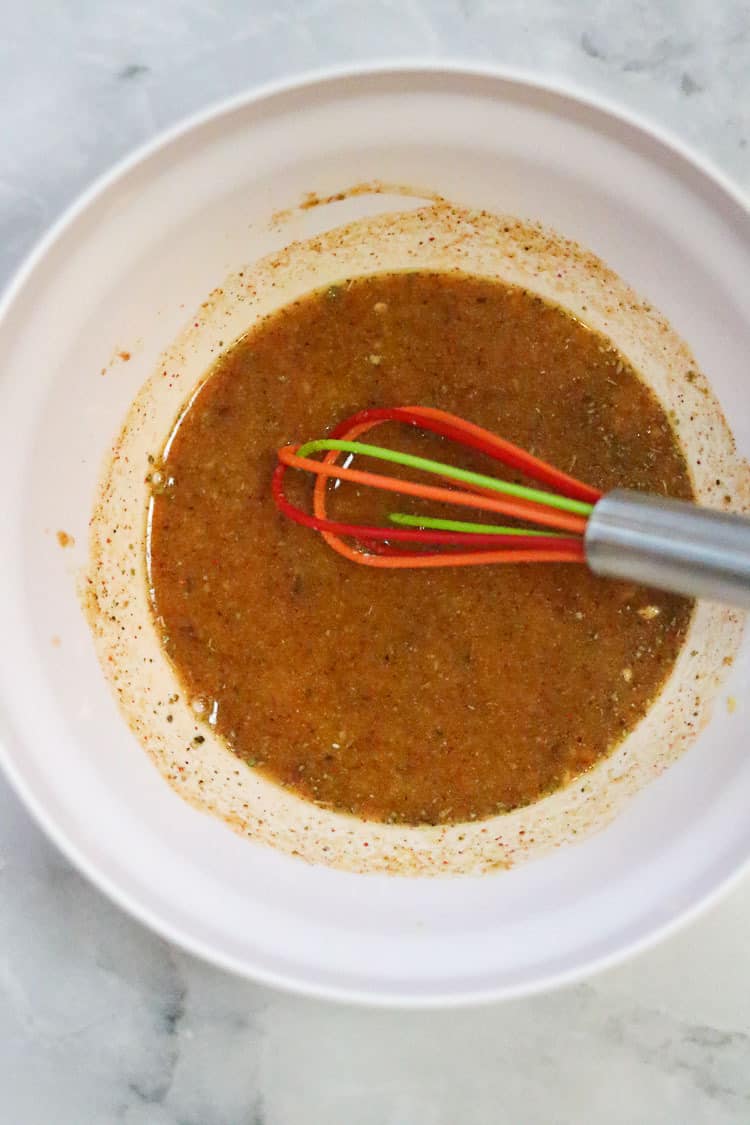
0,60 -> 748,1008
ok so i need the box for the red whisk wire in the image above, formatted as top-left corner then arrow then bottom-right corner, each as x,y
329,406 -> 602,505
274,406 -> 597,568
272,465 -> 583,552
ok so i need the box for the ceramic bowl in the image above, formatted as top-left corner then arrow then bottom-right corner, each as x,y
0,65 -> 748,1006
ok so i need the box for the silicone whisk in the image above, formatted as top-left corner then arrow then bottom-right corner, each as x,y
273,405 -> 750,606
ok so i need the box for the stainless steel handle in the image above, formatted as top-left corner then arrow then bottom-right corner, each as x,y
585,489 -> 750,608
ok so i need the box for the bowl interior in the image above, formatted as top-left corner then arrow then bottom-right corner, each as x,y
0,68 -> 749,1004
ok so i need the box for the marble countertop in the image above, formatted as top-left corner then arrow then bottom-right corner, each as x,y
2,2 -> 749,1121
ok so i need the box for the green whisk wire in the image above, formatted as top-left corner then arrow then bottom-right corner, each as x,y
296,439 -> 595,517
388,514 -> 567,537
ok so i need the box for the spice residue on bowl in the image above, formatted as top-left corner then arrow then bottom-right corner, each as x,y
86,201 -> 744,874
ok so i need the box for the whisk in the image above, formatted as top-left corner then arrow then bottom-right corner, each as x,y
273,405 -> 750,608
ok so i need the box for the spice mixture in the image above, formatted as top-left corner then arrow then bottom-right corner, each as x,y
148,271 -> 693,825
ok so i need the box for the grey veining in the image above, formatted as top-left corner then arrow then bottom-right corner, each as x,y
1,1 -> 749,1122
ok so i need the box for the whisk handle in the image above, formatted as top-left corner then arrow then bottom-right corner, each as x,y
585,489 -> 750,608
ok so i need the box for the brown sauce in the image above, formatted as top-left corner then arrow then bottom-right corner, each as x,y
148,271 -> 693,825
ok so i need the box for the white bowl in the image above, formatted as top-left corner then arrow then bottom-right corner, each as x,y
0,64 -> 749,1007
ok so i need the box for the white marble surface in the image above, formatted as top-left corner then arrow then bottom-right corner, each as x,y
1,1 -> 750,1121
